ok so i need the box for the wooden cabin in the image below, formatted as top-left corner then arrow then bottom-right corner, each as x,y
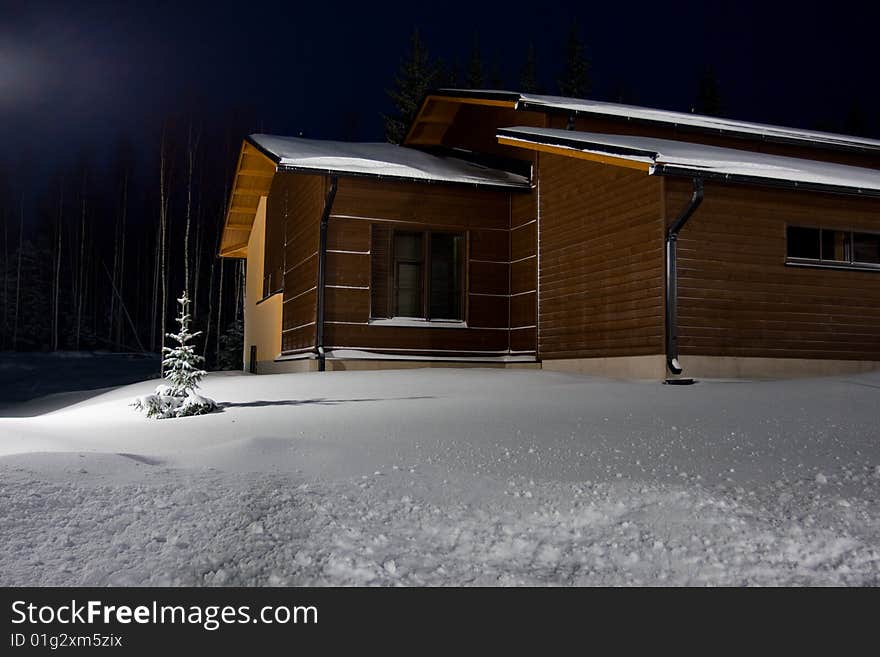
220,90 -> 880,380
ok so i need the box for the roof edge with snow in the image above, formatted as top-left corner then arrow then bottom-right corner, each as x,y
247,134 -> 530,190
497,127 -> 880,200
432,88 -> 880,156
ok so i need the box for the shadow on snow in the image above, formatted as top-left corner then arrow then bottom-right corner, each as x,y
218,396 -> 434,409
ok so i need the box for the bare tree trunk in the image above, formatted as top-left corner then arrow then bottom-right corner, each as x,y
52,183 -> 63,351
216,257 -> 223,363
205,172 -> 229,365
75,174 -> 86,350
203,250 -> 214,361
116,173 -> 128,347
135,237 -> 143,344
109,183 -> 120,344
150,218 -> 159,351
12,195 -> 23,350
183,123 -> 200,297
2,207 -> 8,343
159,128 -> 170,373
192,190 -> 203,322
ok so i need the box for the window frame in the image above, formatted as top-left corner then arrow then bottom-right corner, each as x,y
785,224 -> 880,272
376,228 -> 467,324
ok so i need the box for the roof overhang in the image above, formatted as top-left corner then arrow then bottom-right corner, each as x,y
219,140 -> 277,258
407,88 -> 880,157
219,132 -> 530,258
497,131 -> 652,172
516,93 -> 880,156
497,126 -> 880,199
404,89 -> 519,147
247,133 -> 529,189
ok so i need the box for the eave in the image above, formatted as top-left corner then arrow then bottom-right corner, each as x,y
219,140 -> 277,258
403,92 -> 519,147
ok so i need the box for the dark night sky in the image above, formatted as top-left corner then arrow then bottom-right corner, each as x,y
1,0 -> 879,184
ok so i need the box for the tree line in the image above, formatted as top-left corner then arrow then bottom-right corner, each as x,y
382,25 -> 878,144
0,114 -> 249,370
384,22 -> 644,144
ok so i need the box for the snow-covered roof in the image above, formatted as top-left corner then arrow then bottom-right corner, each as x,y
497,127 -> 880,198
434,89 -> 880,155
248,134 -> 530,189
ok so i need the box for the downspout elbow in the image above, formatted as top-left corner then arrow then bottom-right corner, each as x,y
315,176 -> 339,372
665,178 -> 704,378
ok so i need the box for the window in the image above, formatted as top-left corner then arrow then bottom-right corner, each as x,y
371,227 -> 464,321
786,225 -> 880,270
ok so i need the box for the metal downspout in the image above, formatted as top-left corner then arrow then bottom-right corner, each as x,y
316,176 -> 338,372
665,178 -> 704,376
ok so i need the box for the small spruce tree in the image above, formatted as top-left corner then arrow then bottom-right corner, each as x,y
162,291 -> 206,396
131,290 -> 216,418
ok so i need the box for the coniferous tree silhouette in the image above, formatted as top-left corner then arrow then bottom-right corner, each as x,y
558,22 -> 590,98
694,66 -> 723,116
383,29 -> 442,144
520,43 -> 540,93
465,34 -> 486,88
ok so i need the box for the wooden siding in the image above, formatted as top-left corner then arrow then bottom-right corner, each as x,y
332,177 -> 510,229
322,176 -> 516,357
269,172 -> 327,353
668,179 -> 880,360
510,190 -> 538,352
537,153 -> 665,360
441,105 -> 547,161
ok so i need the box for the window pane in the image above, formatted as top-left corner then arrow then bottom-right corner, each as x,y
787,226 -> 820,259
430,233 -> 463,320
397,262 -> 421,289
821,229 -> 850,262
393,232 -> 423,317
396,289 -> 421,316
395,232 -> 423,261
395,262 -> 422,316
853,232 -> 880,265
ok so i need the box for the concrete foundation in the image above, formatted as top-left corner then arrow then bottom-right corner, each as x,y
678,355 -> 880,380
540,354 -> 667,381
246,352 -> 880,381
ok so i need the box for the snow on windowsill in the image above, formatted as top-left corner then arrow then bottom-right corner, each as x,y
368,318 -> 468,329
325,349 -> 535,362
785,258 -> 880,273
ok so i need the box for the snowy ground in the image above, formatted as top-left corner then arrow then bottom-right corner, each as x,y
1,362 -> 879,586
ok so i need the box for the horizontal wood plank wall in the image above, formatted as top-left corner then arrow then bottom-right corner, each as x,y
273,173 -> 327,353
538,153 -> 665,360
324,176 -> 514,356
510,186 -> 538,353
550,114 -> 880,170
263,184 -> 285,296
668,179 -> 880,360
441,106 -> 547,161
